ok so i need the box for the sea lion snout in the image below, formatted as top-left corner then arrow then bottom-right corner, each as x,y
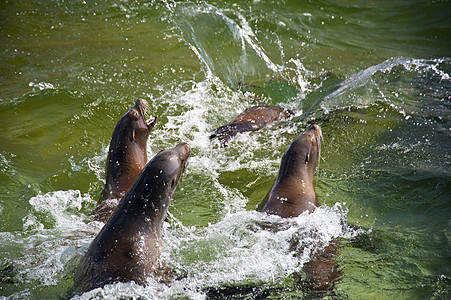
135,98 -> 148,113
307,123 -> 322,142
174,142 -> 191,171
305,124 -> 322,159
174,142 -> 191,156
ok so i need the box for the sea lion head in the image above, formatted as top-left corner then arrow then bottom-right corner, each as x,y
108,98 -> 157,159
144,142 -> 191,194
122,98 -> 157,144
123,142 -> 191,221
280,124 -> 322,181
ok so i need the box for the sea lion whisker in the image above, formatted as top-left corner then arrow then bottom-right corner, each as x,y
137,98 -> 149,115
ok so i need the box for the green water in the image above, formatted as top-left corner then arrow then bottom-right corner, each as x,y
1,0 -> 450,299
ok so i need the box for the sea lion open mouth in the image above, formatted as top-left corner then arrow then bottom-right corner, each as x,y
146,116 -> 157,129
136,98 -> 157,130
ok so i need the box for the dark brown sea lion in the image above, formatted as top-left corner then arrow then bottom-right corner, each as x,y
73,142 -> 191,295
261,124 -> 322,217
259,124 -> 340,291
95,98 -> 157,222
210,105 -> 294,147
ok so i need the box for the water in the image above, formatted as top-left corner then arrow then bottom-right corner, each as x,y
1,0 -> 450,299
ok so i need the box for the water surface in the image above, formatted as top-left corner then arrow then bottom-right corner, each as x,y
0,0 -> 450,299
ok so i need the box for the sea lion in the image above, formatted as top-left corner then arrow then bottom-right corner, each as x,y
95,98 -> 157,222
210,105 -> 294,147
260,124 -> 340,291
73,142 -> 190,295
261,124 -> 322,217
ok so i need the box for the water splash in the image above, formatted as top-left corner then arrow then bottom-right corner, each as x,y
321,57 -> 451,116
170,1 -> 315,95
26,190 -> 96,233
0,190 -> 101,298
70,203 -> 356,299
28,82 -> 56,91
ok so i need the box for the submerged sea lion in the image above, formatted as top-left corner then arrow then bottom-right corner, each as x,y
210,105 -> 293,147
95,98 -> 157,222
261,124 -> 322,217
73,142 -> 191,295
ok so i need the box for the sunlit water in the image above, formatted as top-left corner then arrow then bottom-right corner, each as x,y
1,0 -> 450,299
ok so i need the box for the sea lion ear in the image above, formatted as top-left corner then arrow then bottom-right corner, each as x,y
130,130 -> 135,142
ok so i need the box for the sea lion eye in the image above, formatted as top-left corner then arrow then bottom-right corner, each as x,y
171,179 -> 176,188
305,154 -> 309,164
131,110 -> 139,120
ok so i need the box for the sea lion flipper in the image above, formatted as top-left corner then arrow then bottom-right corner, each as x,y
211,123 -> 256,147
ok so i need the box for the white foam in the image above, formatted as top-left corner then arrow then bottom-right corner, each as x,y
159,203 -> 357,296
0,191 -> 101,294
27,190 -> 96,233
66,203 -> 357,299
28,81 -> 56,91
